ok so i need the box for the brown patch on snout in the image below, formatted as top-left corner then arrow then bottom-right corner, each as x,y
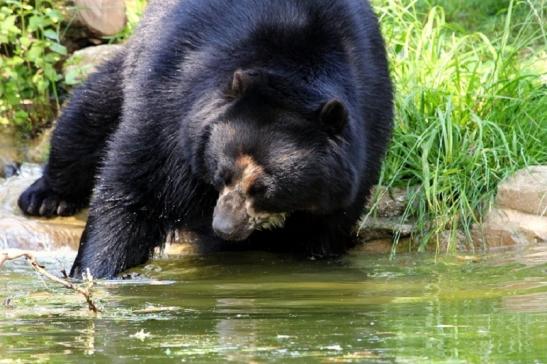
235,154 -> 264,194
212,154 -> 262,241
212,154 -> 287,241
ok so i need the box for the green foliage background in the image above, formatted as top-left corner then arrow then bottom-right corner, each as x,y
0,0 -> 67,134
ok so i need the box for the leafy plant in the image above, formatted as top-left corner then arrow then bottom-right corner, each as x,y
0,0 -> 67,134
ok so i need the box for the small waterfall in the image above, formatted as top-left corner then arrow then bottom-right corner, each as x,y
0,164 -> 86,251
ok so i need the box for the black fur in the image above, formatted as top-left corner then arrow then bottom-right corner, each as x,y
18,0 -> 393,278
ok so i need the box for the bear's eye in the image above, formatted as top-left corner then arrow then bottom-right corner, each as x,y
247,181 -> 267,197
217,169 -> 233,187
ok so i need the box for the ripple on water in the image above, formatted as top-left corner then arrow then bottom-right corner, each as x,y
1,247 -> 546,363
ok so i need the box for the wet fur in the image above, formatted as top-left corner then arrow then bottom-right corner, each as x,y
18,0 -> 393,278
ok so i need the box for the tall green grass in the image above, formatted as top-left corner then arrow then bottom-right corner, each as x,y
362,0 -> 546,251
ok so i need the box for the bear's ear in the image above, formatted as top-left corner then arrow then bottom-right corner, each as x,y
229,69 -> 261,97
319,99 -> 348,135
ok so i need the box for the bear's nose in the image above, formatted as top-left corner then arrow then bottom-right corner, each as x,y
212,213 -> 252,241
212,215 -> 237,238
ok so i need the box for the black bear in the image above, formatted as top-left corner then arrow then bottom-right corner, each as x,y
19,0 -> 393,278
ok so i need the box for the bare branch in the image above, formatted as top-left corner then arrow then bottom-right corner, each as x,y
0,250 -> 100,313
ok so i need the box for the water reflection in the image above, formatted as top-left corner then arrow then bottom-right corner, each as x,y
72,320 -> 96,356
502,292 -> 547,313
1,247 -> 546,362
214,298 -> 261,361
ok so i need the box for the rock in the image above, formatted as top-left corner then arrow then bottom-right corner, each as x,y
2,163 -> 20,178
1,161 -> 19,179
0,217 -> 84,251
157,230 -> 203,257
473,166 -> 547,248
358,216 -> 417,242
436,230 -> 473,251
73,0 -> 126,36
63,44 -> 124,85
356,239 -> 393,254
0,128 -> 22,178
495,166 -> 547,216
0,163 -> 200,254
366,185 -> 418,218
354,238 -> 413,254
473,208 -> 547,247
358,185 -> 418,242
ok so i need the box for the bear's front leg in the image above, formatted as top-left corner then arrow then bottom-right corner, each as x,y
70,187 -> 166,279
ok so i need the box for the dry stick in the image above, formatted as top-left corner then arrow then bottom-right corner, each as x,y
0,250 -> 100,313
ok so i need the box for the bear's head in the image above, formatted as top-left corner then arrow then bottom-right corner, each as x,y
200,69 -> 362,241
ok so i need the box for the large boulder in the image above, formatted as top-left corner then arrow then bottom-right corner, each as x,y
72,0 -> 126,36
474,208 -> 547,247
495,166 -> 547,216
0,164 -> 197,255
474,166 -> 547,247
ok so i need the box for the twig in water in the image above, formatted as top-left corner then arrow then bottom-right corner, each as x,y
0,250 -> 100,313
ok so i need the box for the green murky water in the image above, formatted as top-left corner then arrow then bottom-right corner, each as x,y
1,246 -> 546,363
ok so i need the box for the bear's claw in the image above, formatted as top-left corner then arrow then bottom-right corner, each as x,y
18,177 -> 82,217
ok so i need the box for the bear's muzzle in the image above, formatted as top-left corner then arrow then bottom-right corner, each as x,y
212,187 -> 252,241
212,185 -> 287,241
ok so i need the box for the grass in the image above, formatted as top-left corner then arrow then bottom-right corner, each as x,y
362,0 -> 546,251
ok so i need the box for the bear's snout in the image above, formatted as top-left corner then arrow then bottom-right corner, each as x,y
212,188 -> 253,241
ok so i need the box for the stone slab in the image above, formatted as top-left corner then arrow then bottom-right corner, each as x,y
496,166 -> 547,216
473,207 -> 547,247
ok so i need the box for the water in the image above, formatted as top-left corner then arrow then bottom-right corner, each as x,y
0,164 -> 85,251
1,164 -> 546,362
1,245 -> 546,363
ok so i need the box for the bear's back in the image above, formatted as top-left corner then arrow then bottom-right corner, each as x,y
124,0 -> 379,77
121,0 -> 391,170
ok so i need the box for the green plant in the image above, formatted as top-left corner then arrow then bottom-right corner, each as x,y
0,0 -> 67,134
418,0 -> 545,43
363,0 -> 546,251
